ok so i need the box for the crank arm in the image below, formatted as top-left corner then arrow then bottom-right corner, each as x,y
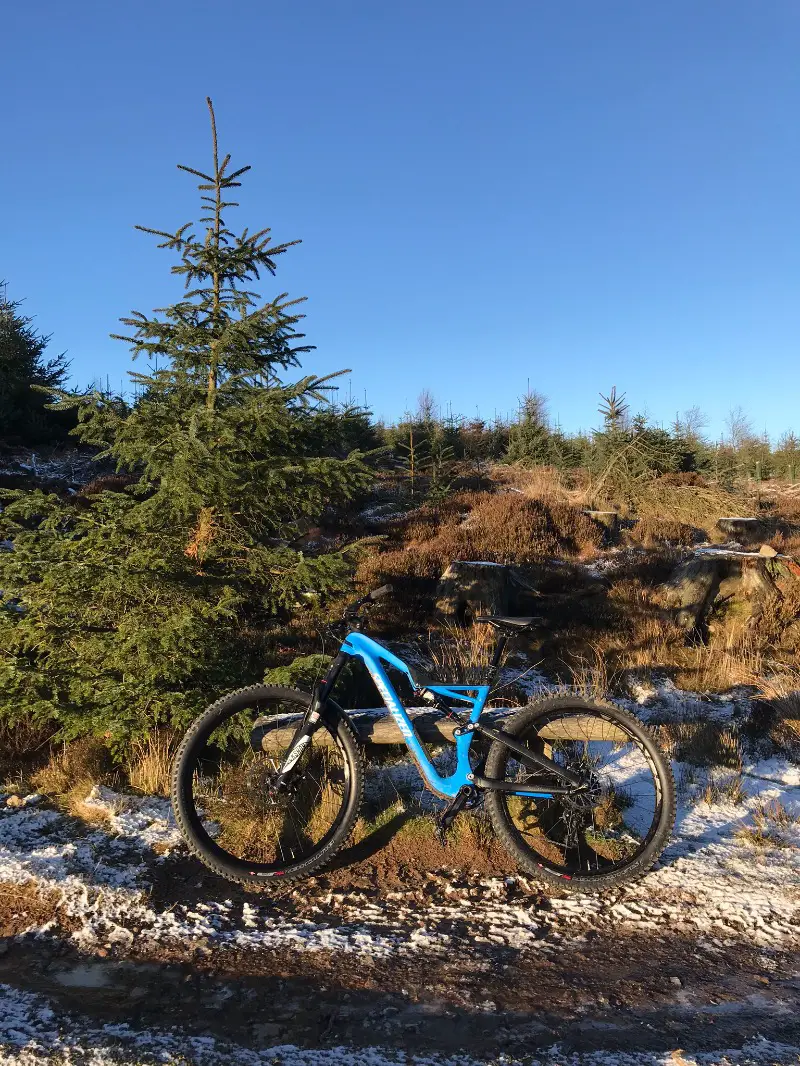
473,724 -> 584,788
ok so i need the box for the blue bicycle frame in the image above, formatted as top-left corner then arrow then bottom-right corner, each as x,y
337,631 -> 556,800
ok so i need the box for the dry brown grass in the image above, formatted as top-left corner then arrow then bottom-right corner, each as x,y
492,466 -> 750,536
489,464 -> 583,504
126,730 -> 180,797
737,799 -> 799,848
31,737 -> 115,798
567,644 -> 618,700
673,634 -> 766,693
29,737 -> 122,825
657,721 -> 743,769
425,622 -> 499,683
701,772 -> 747,806
620,479 -> 752,529
751,672 -> 800,755
0,880 -> 81,939
0,718 -> 55,782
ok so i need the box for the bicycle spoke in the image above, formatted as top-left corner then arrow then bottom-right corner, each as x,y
500,710 -> 662,877
186,700 -> 350,868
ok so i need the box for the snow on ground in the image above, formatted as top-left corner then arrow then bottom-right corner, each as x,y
1,746 -> 799,959
621,676 -> 751,725
1,983 -> 799,1066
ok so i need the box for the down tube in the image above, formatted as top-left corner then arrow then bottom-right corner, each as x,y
356,652 -> 474,798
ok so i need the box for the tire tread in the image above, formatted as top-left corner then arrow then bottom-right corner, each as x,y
170,685 -> 365,887
485,694 -> 675,893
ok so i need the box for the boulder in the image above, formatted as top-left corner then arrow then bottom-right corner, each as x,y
435,560 -> 510,619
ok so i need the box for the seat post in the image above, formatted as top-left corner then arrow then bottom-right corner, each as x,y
487,632 -> 507,685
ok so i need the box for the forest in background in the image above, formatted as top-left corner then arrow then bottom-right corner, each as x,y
2,99 -> 800,760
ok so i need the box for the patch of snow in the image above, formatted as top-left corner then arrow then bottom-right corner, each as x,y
582,548 -> 646,578
80,786 -> 182,850
1,748 -> 798,960
620,677 -> 745,725
359,503 -> 410,525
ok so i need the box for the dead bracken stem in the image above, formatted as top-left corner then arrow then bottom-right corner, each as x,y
185,507 -> 216,562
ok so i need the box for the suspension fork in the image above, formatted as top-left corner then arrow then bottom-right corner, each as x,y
274,652 -> 348,787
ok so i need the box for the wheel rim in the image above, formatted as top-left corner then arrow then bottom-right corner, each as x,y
500,710 -> 664,878
182,695 -> 352,873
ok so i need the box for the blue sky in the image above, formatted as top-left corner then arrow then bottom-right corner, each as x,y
4,1 -> 800,439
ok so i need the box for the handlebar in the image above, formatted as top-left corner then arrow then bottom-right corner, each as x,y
343,584 -> 393,619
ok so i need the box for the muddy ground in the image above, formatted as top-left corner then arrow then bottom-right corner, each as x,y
1,779 -> 799,1064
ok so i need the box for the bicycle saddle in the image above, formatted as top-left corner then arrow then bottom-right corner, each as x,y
474,615 -> 545,631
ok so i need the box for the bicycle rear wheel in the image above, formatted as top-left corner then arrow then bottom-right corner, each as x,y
171,685 -> 364,886
485,695 -> 675,892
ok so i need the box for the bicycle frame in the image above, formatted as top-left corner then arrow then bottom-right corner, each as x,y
331,631 -> 557,800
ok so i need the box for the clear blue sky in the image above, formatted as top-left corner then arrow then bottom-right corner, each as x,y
4,1 -> 800,439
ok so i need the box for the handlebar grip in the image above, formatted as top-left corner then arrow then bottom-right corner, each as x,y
369,584 -> 393,601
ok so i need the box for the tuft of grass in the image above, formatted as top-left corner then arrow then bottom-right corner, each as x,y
700,772 -> 746,806
126,730 -> 180,797
736,800 -> 799,849
752,673 -> 800,756
658,721 -> 743,769
425,621 -> 499,684
32,737 -> 115,798
567,644 -> 616,700
672,631 -> 766,694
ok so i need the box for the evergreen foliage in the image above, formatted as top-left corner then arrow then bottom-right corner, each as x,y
0,286 -> 73,445
504,390 -> 552,466
0,100 -> 374,743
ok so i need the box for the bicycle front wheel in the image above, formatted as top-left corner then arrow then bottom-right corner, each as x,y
485,695 -> 675,893
171,685 -> 364,886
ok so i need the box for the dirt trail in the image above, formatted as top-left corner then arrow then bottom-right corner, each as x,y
1,932 -> 799,1060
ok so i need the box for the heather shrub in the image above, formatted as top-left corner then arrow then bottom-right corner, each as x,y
629,516 -> 699,548
356,491 -> 603,590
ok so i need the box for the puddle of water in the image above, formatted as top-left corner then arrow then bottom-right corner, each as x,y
54,963 -> 112,989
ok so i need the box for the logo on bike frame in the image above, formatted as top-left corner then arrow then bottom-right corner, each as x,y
367,666 -> 414,739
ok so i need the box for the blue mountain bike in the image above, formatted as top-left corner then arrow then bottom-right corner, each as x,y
172,585 -> 675,893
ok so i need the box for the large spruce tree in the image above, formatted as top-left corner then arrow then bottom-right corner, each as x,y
0,100 -> 373,743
